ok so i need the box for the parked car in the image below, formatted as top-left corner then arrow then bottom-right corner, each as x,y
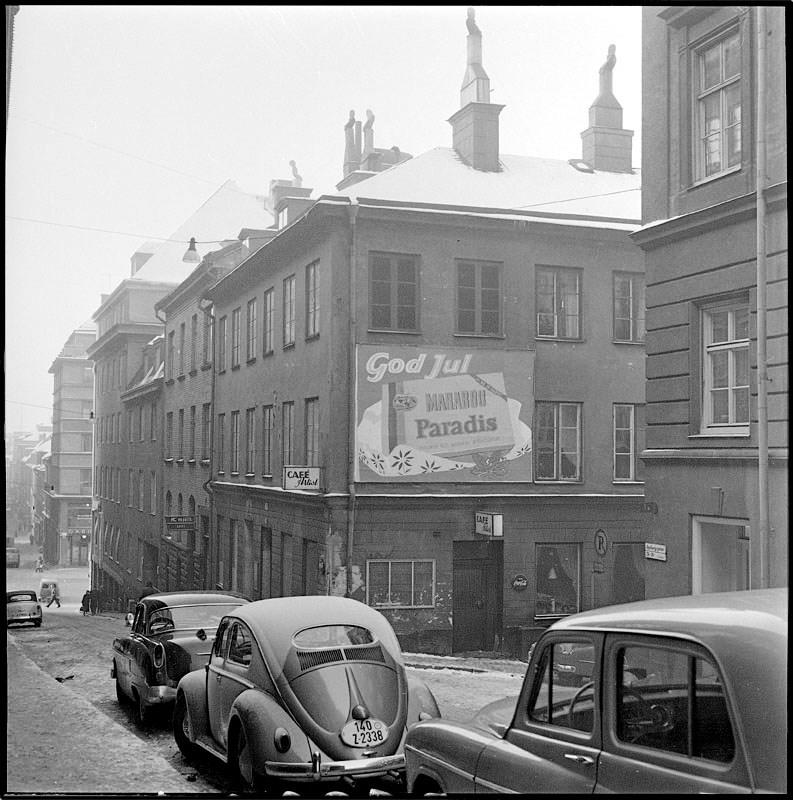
6,547 -> 21,568
112,590 -> 249,725
6,589 -> 43,627
174,595 -> 441,795
406,588 -> 787,795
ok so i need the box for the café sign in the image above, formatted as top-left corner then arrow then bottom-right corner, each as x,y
283,466 -> 322,491
165,515 -> 196,531
475,512 -> 503,537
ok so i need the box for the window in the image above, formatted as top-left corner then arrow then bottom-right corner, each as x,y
189,405 -> 196,460
80,433 -> 92,452
615,643 -> 735,762
127,408 -> 133,443
282,401 -> 294,466
369,252 -> 418,331
537,266 -> 581,339
150,471 -> 157,515
614,404 -> 637,481
263,288 -> 274,355
283,276 -> 296,347
217,413 -> 226,472
696,29 -> 741,180
128,469 -> 134,507
230,411 -> 240,474
138,469 -> 145,511
535,544 -> 580,616
246,298 -> 257,361
366,560 -> 435,608
201,403 -> 211,460
179,322 -> 186,375
165,412 -> 173,459
305,397 -> 319,466
138,405 -> 144,442
227,623 -> 253,666
535,402 -> 582,481
613,272 -> 645,343
231,307 -> 241,368
262,405 -> 274,475
177,409 -> 185,460
167,331 -> 175,379
245,407 -> 256,475
150,401 -> 157,441
305,260 -> 320,338
701,300 -> 750,433
529,639 -> 596,732
217,315 -> 227,372
202,308 -> 213,366
456,259 -> 502,335
190,313 -> 198,372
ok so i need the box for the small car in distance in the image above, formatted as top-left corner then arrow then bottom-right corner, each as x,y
7,590 -> 43,627
406,588 -> 787,795
112,590 -> 249,725
174,595 -> 441,795
6,547 -> 21,568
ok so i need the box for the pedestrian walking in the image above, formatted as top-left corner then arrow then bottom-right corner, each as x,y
80,590 -> 92,616
46,583 -> 61,608
34,555 -> 44,573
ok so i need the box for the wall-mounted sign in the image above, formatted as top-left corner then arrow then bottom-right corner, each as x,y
283,466 -> 321,491
645,542 -> 667,562
165,515 -> 196,530
511,574 -> 528,591
355,344 -> 535,483
594,529 -> 608,557
475,512 -> 503,537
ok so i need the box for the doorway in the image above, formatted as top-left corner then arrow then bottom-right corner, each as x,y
692,515 -> 750,593
452,539 -> 503,652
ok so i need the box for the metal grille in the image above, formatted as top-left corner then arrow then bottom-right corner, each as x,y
297,648 -> 344,670
343,645 -> 384,662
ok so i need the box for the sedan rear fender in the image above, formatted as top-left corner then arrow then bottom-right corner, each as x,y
231,688 -> 315,765
178,669 -> 211,742
406,674 -> 441,725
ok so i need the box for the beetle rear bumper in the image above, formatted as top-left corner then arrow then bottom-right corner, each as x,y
265,752 -> 405,782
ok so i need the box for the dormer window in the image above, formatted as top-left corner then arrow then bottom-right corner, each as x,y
277,207 -> 288,229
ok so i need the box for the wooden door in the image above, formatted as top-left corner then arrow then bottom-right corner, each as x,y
452,539 -> 503,652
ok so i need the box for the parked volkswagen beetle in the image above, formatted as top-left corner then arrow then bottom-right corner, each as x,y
173,595 -> 440,795
406,588 -> 787,795
112,590 -> 249,725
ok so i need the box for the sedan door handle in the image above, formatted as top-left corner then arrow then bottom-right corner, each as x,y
564,753 -> 594,765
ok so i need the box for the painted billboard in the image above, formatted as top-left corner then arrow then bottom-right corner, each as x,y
355,345 -> 534,482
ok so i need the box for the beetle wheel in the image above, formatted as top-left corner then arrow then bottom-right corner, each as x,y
232,723 -> 268,795
173,694 -> 197,760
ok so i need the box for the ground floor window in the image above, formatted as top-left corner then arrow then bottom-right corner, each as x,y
535,543 -> 580,617
366,559 -> 435,608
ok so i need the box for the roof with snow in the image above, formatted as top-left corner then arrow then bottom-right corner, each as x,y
333,147 -> 641,226
130,180 -> 273,284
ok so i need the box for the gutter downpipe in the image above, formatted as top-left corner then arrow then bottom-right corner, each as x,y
346,201 -> 359,597
198,297 -> 216,590
755,5 -> 769,589
155,307 -> 168,591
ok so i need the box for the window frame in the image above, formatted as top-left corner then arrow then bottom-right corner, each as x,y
263,288 -> 275,356
613,403 -> 637,482
455,258 -> 503,337
368,251 -> 420,333
305,260 -> 320,339
262,405 -> 274,477
246,297 -> 257,363
534,401 -> 583,482
217,315 -> 227,373
245,407 -> 256,476
230,410 -> 240,475
231,307 -> 241,368
281,401 -> 294,468
534,543 -> 581,618
536,266 -> 582,340
613,271 -> 646,343
366,559 -> 436,609
283,275 -> 296,348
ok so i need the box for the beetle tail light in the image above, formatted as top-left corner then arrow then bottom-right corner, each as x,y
274,727 -> 291,753
153,642 -> 165,669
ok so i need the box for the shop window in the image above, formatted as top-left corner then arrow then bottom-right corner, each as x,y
535,544 -> 580,617
366,559 -> 435,608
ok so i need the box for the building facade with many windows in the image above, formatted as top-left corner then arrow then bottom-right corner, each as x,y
45,321 -> 96,566
633,6 -> 787,594
204,13 -> 648,655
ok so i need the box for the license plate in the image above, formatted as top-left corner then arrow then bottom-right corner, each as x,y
340,718 -> 389,748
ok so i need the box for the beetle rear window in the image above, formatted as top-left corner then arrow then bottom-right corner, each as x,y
293,625 -> 374,648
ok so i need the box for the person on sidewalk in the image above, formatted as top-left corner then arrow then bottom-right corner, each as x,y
46,584 -> 61,608
80,590 -> 91,616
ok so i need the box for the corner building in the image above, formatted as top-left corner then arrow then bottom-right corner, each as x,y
205,12 -> 648,656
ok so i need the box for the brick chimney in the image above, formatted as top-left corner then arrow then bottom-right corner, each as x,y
448,8 -> 503,172
580,45 -> 634,172
269,161 -> 313,229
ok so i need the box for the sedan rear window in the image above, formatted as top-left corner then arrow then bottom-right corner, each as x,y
294,625 -> 374,648
7,592 -> 37,603
149,604 -> 240,634
616,645 -> 735,762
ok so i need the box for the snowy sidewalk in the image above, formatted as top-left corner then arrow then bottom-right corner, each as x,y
404,651 -> 528,676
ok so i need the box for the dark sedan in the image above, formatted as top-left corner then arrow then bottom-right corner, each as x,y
406,588 -> 787,794
112,590 -> 249,725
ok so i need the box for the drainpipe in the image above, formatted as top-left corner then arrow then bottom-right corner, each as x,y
154,307 -> 168,590
346,201 -> 359,597
199,298 -> 216,590
755,6 -> 769,589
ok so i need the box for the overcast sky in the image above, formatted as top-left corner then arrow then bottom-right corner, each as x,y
5,5 -> 642,431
